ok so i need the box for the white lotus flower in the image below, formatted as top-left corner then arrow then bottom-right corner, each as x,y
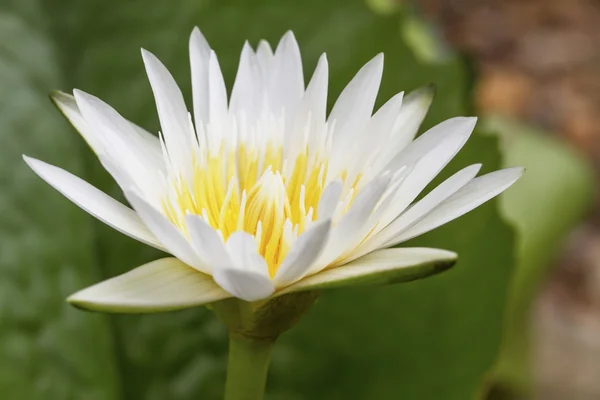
24,28 -> 523,311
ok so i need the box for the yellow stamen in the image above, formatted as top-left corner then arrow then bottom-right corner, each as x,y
163,143 -> 361,276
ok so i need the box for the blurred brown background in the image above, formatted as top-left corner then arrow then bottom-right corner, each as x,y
419,0 -> 600,398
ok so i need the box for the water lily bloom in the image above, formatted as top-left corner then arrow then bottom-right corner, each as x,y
24,28 -> 522,311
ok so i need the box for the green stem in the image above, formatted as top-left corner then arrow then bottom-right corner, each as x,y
224,333 -> 275,400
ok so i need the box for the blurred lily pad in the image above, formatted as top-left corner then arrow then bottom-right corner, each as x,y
484,117 -> 595,396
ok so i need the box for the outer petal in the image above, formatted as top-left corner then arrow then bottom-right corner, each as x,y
50,90 -> 103,153
51,91 -> 163,161
358,164 -> 482,256
73,90 -> 162,196
389,167 -> 525,245
23,156 -> 164,251
68,258 -> 230,313
280,247 -> 456,295
274,219 -> 332,287
373,117 -> 477,230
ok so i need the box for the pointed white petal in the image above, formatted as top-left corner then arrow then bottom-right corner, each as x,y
374,117 -> 477,231
363,86 -> 436,181
186,214 -> 232,267
388,116 -> 477,171
230,42 -> 259,115
52,91 -> 163,161
281,247 -> 456,295
271,31 -> 304,113
299,53 -> 328,153
369,92 -> 405,140
366,164 -> 482,252
141,49 -> 195,170
125,190 -> 208,273
225,232 -> 270,277
50,91 -> 103,153
329,54 -> 383,143
274,219 -> 332,287
189,27 -> 212,128
24,156 -> 164,251
68,258 -> 230,313
256,39 -> 274,76
303,53 -> 328,125
389,85 -> 435,149
72,90 -> 162,195
317,179 -> 342,220
391,167 -> 525,244
314,174 -> 390,272
208,51 -> 228,125
212,268 -> 274,302
352,92 -> 404,176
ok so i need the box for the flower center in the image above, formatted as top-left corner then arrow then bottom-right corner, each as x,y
162,143 -> 357,276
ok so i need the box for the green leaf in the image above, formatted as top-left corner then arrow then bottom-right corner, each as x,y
4,0 -> 516,399
485,117 -> 595,395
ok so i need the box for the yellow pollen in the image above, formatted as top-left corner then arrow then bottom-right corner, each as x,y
163,144 -> 357,277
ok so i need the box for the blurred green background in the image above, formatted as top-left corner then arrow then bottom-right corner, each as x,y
0,0 -> 595,399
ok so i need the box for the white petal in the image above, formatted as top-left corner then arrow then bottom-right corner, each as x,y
68,257 -> 230,313
186,214 -> 232,267
230,42 -> 260,116
314,174 -> 390,272
141,49 -> 195,171
387,116 -> 476,172
256,39 -> 274,77
274,219 -> 332,287
374,117 -> 477,230
212,268 -> 274,302
391,167 -> 525,244
365,164 -> 482,253
329,54 -> 383,144
281,247 -> 456,295
125,190 -> 208,273
72,90 -> 161,195
225,232 -> 270,277
204,232 -> 274,301
390,86 -> 435,149
350,92 -> 404,178
300,53 -> 328,152
207,51 -> 228,125
303,54 -> 328,125
368,92 -> 405,142
317,179 -> 342,220
50,91 -> 103,154
270,31 -> 304,113
24,156 -> 164,251
189,27 -> 212,128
